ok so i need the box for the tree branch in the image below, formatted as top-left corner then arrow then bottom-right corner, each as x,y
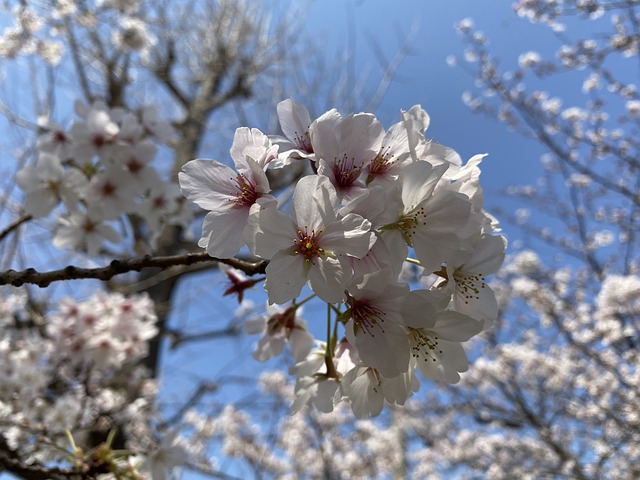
0,214 -> 32,243
0,252 -> 268,288
167,324 -> 242,349
0,434 -> 77,480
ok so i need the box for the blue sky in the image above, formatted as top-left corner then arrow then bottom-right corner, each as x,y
303,0 -> 550,190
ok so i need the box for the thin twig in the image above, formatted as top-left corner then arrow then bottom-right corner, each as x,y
0,214 -> 32,243
167,324 -> 242,349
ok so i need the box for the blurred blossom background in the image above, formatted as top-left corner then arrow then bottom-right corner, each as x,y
1,0 -> 639,478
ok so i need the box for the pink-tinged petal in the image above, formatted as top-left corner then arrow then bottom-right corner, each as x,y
400,161 -> 447,209
346,318 -> 409,378
231,127 -> 277,171
264,251 -> 308,304
60,170 -> 86,210
179,159 -> 236,211
307,256 -> 350,303
230,127 -> 255,165
24,189 -> 58,217
270,136 -> 313,168
241,156 -> 271,194
316,157 -> 368,200
432,310 -> 483,342
341,366 -> 385,419
292,175 -> 338,229
463,234 -> 507,275
382,120 -> 410,160
321,213 -> 374,258
412,231 -> 462,273
315,379 -> 338,413
289,328 -> 314,362
244,197 -> 278,256
277,99 -> 312,147
401,290 -> 445,329
403,104 -> 430,134
349,235 -> 395,281
15,167 -> 40,191
382,369 -> 419,405
442,341 -> 470,377
454,282 -> 498,325
421,142 -> 463,167
421,190 -> 471,235
309,109 -> 342,158
339,184 -> 389,224
340,183 -> 369,204
380,230 -> 409,276
39,152 -> 65,178
337,113 -> 385,166
350,268 -> 402,296
251,204 -> 297,259
198,208 -> 248,258
416,340 -> 468,384
253,334 -> 286,361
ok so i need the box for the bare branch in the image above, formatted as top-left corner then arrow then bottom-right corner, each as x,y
0,252 -> 268,288
0,434 -> 78,480
167,323 -> 242,349
0,214 -> 32,243
63,16 -> 94,103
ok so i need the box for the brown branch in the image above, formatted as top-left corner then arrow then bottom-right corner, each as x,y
151,39 -> 189,107
63,17 -> 94,103
0,214 -> 32,243
0,252 -> 268,288
0,434 -> 78,480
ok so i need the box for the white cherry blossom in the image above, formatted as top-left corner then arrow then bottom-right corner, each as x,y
16,152 -> 86,217
247,175 -> 374,304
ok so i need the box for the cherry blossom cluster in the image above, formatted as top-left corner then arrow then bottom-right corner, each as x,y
16,100 -> 190,255
180,99 -> 507,418
0,1 -> 153,64
0,4 -> 64,64
0,289 -> 181,478
47,290 -> 158,369
178,370 -> 413,478
176,251 -> 640,478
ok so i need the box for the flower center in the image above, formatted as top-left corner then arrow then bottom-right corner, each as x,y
366,147 -> 395,182
349,301 -> 386,337
293,226 -> 324,263
332,154 -> 362,189
101,181 -> 117,197
293,130 -> 313,154
380,206 -> 427,246
47,180 -> 61,195
408,328 -> 441,362
127,158 -> 143,174
267,306 -> 298,336
230,173 -> 259,207
454,270 -> 486,305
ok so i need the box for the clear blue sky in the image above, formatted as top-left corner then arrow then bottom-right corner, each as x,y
303,0 -> 551,193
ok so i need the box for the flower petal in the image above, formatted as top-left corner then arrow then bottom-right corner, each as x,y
307,256 -> 350,303
199,208 -> 248,258
179,159 -> 236,211
264,251 -> 308,304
